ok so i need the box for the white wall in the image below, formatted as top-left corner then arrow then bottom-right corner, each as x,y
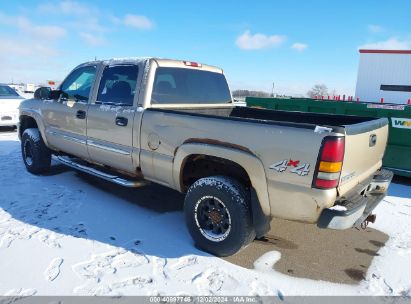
355,52 -> 411,104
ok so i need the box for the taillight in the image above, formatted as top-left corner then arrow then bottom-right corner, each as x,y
313,137 -> 345,189
183,61 -> 202,67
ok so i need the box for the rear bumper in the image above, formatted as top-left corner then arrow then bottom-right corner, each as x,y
317,169 -> 393,229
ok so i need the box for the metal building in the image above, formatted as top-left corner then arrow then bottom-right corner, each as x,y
355,49 -> 411,104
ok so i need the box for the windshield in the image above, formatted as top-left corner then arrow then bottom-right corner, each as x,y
0,85 -> 20,97
151,67 -> 231,104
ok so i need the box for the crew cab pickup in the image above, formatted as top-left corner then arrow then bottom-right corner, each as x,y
19,58 -> 393,256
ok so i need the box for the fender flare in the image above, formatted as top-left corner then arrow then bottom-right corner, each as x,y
19,110 -> 50,147
173,142 -> 271,216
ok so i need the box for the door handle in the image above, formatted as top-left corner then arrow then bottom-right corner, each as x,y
76,110 -> 86,119
115,116 -> 128,127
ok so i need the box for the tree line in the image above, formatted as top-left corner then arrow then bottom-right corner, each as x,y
233,84 -> 336,99
232,90 -> 272,98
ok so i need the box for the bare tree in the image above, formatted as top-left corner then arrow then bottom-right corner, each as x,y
307,84 -> 328,98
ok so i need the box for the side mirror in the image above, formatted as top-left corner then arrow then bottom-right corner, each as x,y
34,87 -> 51,100
49,89 -> 63,100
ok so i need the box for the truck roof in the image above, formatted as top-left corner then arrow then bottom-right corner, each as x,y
78,57 -> 223,74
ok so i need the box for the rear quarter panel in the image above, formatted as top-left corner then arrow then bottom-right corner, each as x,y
139,109 -> 337,221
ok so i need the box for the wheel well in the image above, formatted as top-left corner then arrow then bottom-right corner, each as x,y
181,154 -> 251,192
19,116 -> 38,137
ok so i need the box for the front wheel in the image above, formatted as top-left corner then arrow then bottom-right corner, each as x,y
184,176 -> 255,256
21,128 -> 51,174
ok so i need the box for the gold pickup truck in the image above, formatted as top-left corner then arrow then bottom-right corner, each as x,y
18,58 -> 393,256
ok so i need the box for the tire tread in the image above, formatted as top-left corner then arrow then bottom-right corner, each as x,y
21,128 -> 51,174
185,175 -> 255,256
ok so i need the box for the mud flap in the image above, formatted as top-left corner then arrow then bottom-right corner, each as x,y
251,187 -> 271,238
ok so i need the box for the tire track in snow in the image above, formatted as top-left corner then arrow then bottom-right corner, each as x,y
153,257 -> 168,279
192,267 -> 240,295
45,257 -> 64,281
170,255 -> 197,270
72,248 -> 150,294
4,287 -> 37,297
74,275 -> 153,295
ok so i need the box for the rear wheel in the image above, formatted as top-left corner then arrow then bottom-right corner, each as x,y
184,176 -> 255,256
21,128 -> 51,174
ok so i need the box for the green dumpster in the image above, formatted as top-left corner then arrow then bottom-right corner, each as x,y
246,97 -> 411,177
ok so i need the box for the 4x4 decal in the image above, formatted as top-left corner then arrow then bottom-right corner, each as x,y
269,159 -> 310,176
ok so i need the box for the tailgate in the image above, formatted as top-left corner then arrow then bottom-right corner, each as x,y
338,118 -> 389,196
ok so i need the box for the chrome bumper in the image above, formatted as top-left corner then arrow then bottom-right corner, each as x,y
317,169 -> 394,230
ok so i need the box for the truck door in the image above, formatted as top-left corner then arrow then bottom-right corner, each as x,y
86,64 -> 141,174
43,65 -> 97,159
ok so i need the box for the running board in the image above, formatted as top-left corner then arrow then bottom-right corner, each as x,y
55,156 -> 149,188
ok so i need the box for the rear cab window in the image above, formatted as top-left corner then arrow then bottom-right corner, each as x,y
151,67 -> 231,105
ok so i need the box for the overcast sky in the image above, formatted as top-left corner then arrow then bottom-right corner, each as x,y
0,0 -> 410,96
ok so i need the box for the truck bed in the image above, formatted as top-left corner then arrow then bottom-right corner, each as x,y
149,106 -> 386,134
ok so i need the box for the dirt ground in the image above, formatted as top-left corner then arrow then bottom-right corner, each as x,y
223,218 -> 388,284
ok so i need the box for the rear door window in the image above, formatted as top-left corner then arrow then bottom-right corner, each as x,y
97,65 -> 139,106
151,67 -> 231,104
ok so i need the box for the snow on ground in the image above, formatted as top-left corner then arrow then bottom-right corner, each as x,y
0,130 -> 410,296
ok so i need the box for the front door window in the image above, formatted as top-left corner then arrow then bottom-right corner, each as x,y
60,66 -> 97,102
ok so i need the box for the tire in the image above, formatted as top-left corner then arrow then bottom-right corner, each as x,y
21,128 -> 51,174
184,176 -> 255,256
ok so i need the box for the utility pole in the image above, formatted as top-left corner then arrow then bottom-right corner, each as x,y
271,82 -> 275,97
